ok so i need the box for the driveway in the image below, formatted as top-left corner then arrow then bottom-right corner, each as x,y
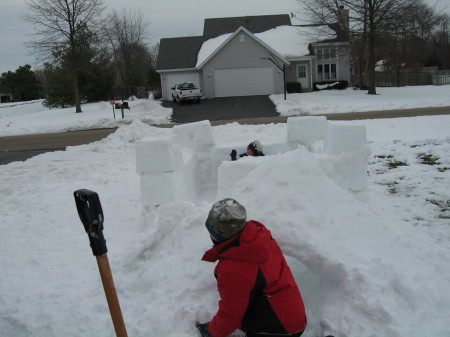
162,95 -> 279,123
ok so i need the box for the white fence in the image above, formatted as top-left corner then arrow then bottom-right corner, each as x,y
432,74 -> 450,85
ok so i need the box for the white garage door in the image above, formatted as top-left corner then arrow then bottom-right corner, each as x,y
214,67 -> 274,97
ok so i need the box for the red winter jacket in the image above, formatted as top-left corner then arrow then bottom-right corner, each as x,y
202,220 -> 307,337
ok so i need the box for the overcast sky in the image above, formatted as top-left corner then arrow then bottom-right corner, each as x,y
1,0 -> 449,74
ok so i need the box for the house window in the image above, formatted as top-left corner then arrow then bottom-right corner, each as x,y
317,49 -> 322,59
331,64 -> 336,79
298,65 -> 307,78
239,34 -> 245,42
316,47 -> 336,60
317,63 -> 337,80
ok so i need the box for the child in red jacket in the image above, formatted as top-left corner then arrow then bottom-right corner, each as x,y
196,198 -> 307,337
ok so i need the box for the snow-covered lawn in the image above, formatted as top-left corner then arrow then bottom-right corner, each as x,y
271,85 -> 450,115
0,86 -> 449,337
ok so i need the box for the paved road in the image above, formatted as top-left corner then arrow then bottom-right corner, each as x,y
1,105 -> 449,165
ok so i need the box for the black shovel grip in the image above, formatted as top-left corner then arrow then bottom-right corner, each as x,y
74,189 -> 107,256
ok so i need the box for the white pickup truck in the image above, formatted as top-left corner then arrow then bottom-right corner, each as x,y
171,82 -> 202,104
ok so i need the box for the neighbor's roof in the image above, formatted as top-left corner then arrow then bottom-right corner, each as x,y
203,14 -> 292,37
156,36 -> 207,70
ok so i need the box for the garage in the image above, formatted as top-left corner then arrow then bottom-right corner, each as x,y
161,71 -> 201,101
214,67 -> 274,97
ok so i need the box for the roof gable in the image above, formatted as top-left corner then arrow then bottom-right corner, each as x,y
196,26 -> 289,69
203,14 -> 291,37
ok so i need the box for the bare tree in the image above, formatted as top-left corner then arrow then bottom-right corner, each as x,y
24,0 -> 105,112
298,0 -> 423,94
103,9 -> 152,87
431,14 -> 450,69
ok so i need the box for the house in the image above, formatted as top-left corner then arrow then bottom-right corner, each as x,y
156,14 -> 351,101
0,93 -> 13,103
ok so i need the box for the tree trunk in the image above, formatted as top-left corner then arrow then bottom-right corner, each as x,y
72,68 -> 82,113
367,4 -> 377,95
367,32 -> 377,95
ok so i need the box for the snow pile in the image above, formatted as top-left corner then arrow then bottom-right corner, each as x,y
0,98 -> 171,136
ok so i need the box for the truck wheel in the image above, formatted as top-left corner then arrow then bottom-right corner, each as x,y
177,95 -> 183,104
172,94 -> 176,102
196,98 -> 201,104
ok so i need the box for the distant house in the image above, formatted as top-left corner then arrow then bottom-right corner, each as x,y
156,14 -> 350,101
0,93 -> 13,103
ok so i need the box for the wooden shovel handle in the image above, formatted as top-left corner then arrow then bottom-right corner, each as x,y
96,255 -> 128,337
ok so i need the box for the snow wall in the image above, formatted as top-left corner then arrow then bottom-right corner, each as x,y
136,116 -> 370,207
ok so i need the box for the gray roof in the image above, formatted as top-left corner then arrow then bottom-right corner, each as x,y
156,36 -> 206,71
203,14 -> 291,37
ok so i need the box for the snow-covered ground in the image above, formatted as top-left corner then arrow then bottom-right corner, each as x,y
0,86 -> 449,337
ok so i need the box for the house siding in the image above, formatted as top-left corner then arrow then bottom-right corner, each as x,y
312,43 -> 351,85
285,59 -> 314,91
200,31 -> 285,98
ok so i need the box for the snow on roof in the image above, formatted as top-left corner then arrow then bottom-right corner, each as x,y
196,33 -> 232,68
196,25 -> 336,67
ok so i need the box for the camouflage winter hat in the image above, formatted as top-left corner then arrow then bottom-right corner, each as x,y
247,140 -> 263,155
205,198 -> 247,242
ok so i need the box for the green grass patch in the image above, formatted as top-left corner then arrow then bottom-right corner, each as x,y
427,199 -> 450,219
387,160 -> 408,169
418,153 -> 440,165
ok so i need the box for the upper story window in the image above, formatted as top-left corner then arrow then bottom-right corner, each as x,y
317,47 -> 337,60
239,34 -> 245,42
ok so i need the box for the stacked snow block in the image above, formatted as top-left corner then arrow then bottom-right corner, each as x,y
173,120 -> 214,151
172,120 -> 225,201
287,116 -> 328,151
136,135 -> 194,206
137,120 -> 228,206
217,157 -> 265,198
136,117 -> 370,207
322,124 -> 370,192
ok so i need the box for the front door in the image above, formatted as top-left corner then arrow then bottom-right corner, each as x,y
296,64 -> 309,90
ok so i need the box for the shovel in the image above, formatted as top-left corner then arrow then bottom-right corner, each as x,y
74,189 -> 128,337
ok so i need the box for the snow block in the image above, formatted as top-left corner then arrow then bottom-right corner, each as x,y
173,120 -> 215,151
318,147 -> 370,192
324,124 -> 367,155
320,124 -> 370,191
287,116 -> 328,149
140,170 -> 193,206
136,136 -> 183,174
217,157 -> 265,198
